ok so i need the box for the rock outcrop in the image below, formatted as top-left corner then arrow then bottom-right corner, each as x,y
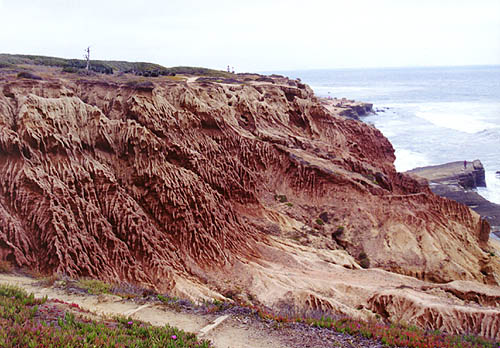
320,97 -> 374,120
408,160 -> 486,189
1,66 -> 499,339
408,160 -> 500,231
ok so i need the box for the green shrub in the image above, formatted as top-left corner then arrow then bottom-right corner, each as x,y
62,66 -> 80,73
17,71 -> 42,80
332,226 -> 344,238
359,258 -> 370,269
75,278 -> 112,295
0,284 -> 29,299
286,202 -> 293,207
315,218 -> 324,226
275,194 -> 287,203
358,251 -> 370,269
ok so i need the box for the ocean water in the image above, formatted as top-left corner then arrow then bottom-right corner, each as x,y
275,66 -> 500,205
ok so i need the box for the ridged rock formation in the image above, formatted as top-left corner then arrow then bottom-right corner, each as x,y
0,68 -> 499,338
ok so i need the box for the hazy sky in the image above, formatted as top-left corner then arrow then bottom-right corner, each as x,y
1,0 -> 499,72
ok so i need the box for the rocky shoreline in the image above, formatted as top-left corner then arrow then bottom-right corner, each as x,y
407,160 -> 500,238
320,97 -> 374,120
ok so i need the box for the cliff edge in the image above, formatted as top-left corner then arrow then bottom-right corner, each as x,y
0,64 -> 499,338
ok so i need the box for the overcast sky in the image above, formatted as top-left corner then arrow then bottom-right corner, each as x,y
1,0 -> 499,72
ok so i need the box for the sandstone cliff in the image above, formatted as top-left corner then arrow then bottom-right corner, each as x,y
0,66 -> 499,338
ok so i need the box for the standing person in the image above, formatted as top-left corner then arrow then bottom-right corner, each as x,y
464,160 -> 467,170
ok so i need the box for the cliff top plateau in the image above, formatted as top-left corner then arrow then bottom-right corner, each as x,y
1,58 -> 500,339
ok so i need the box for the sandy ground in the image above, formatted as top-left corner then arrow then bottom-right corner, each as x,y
491,237 -> 500,254
0,273 -> 376,348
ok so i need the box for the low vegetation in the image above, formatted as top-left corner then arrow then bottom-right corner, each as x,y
255,307 -> 500,348
358,251 -> 371,269
0,260 -> 13,273
275,194 -> 288,203
75,278 -> 112,295
332,226 -> 344,238
17,71 -> 42,80
0,284 -> 212,347
315,218 -> 325,226
1,271 -> 499,348
0,53 -> 232,78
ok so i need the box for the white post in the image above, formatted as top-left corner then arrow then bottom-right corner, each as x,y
84,47 -> 90,73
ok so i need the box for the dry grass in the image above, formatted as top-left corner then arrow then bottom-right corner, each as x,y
0,260 -> 13,273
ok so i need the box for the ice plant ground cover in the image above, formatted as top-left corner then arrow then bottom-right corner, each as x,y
0,279 -> 498,348
254,306 -> 500,348
0,284 -> 212,348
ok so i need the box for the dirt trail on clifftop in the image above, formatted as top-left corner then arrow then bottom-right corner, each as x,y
0,273 -> 377,348
0,274 -> 278,348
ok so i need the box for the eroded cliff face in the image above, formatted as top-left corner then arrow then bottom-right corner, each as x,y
1,69 -> 499,338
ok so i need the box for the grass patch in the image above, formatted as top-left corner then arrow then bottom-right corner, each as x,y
163,75 -> 187,81
75,278 -> 112,295
0,284 -> 212,347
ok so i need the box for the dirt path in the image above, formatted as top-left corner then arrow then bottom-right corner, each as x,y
0,274 -> 301,348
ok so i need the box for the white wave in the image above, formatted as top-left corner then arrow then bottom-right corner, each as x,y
415,111 -> 497,134
475,128 -> 500,140
477,171 -> 500,205
394,149 -> 430,172
310,85 -> 422,98
413,102 -> 500,134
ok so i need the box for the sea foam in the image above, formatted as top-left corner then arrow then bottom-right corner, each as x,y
414,102 -> 500,134
477,171 -> 500,205
394,148 -> 430,172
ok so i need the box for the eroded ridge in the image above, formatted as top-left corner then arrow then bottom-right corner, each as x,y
0,69 -> 499,338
